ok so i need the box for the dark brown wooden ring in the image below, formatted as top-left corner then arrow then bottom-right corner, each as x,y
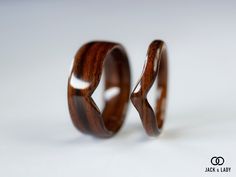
131,40 -> 168,136
68,41 -> 131,138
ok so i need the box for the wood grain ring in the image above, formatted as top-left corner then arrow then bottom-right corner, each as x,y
68,41 -> 131,138
131,40 -> 168,136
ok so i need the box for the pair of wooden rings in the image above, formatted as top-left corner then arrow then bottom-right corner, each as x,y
68,40 -> 168,138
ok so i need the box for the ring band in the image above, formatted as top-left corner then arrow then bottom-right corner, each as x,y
131,40 -> 168,136
68,41 -> 131,138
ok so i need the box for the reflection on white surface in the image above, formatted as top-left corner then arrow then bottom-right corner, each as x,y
104,87 -> 120,100
70,73 -> 90,89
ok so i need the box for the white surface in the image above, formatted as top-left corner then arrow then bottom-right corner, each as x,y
0,0 -> 235,176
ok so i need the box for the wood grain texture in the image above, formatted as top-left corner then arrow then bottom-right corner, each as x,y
68,41 -> 131,138
131,40 -> 168,136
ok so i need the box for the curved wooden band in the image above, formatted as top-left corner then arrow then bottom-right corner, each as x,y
131,40 -> 168,136
68,41 -> 131,138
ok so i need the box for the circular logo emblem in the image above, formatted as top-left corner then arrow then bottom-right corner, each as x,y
211,157 -> 224,165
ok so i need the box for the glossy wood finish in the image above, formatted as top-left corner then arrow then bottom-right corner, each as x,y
131,40 -> 168,136
68,41 -> 131,138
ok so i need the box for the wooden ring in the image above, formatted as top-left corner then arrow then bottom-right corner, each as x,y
68,41 -> 131,138
131,40 -> 168,136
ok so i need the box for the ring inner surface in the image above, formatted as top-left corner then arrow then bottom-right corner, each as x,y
155,48 -> 168,129
102,47 -> 130,132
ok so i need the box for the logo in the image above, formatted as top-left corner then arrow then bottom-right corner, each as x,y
205,156 -> 231,173
211,156 -> 224,165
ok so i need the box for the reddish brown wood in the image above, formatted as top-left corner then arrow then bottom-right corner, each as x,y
131,40 -> 168,136
68,41 -> 131,138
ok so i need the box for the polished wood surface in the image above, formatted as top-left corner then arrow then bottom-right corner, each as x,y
68,41 -> 131,138
131,40 -> 168,136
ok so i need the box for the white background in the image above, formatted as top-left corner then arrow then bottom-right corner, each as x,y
0,0 -> 235,176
